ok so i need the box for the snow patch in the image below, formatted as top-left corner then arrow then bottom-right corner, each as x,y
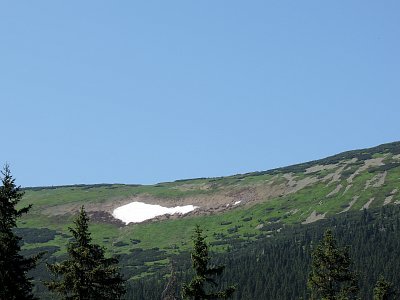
113,202 -> 198,224
234,201 -> 241,205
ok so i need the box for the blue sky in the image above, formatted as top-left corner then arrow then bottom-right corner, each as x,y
0,1 -> 399,187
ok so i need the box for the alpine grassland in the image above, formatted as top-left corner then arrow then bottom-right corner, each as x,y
11,141 -> 400,298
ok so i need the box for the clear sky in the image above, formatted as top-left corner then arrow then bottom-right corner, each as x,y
0,1 -> 399,187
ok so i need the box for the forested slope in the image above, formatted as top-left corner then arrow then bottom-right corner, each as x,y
13,141 -> 400,299
124,206 -> 400,299
27,206 -> 400,299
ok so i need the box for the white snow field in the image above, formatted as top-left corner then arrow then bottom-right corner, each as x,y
112,201 -> 198,224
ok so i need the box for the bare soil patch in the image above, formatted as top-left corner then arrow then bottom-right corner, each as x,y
326,184 -> 343,197
302,210 -> 326,224
384,196 -> 394,205
305,164 -> 337,174
365,171 -> 387,189
347,157 -> 385,183
343,184 -> 353,194
339,196 -> 359,213
360,197 -> 375,210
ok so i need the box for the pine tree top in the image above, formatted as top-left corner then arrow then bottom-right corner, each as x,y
0,164 -> 39,300
182,225 -> 235,300
46,205 -> 126,299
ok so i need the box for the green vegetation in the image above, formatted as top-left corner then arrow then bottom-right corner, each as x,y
308,230 -> 358,300
121,206 -> 400,299
46,206 -> 125,299
373,275 -> 396,300
15,142 -> 400,258
182,225 -> 235,299
3,141 -> 400,298
0,165 -> 41,299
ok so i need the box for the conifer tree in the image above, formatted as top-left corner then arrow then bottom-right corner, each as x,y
182,225 -> 235,300
0,164 -> 39,299
373,275 -> 396,300
308,229 -> 358,300
46,206 -> 125,299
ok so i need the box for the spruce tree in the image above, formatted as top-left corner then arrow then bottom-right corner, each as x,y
0,164 -> 39,299
308,229 -> 358,300
46,206 -> 125,299
182,225 -> 235,300
373,275 -> 396,300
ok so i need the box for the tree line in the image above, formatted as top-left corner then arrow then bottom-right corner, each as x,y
1,165 -> 399,299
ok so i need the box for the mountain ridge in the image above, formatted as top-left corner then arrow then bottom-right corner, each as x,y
22,141 -> 400,190
17,140 -> 400,254
13,140 -> 400,299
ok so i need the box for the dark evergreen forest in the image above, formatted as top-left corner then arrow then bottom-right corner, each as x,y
123,206 -> 400,299
25,205 -> 400,299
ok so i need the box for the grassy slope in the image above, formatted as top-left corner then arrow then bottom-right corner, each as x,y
17,142 -> 400,257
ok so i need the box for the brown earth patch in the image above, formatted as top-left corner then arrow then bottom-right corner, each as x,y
339,196 -> 359,213
41,156 -> 389,225
326,184 -> 343,197
282,173 -> 319,194
304,164 -> 337,174
347,157 -> 385,183
384,196 -> 394,205
364,171 -> 387,189
360,197 -> 375,210
302,210 -> 326,224
343,184 -> 352,194
88,211 -> 125,227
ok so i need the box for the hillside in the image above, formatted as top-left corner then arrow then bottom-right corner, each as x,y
18,141 -> 400,253
14,141 -> 400,298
